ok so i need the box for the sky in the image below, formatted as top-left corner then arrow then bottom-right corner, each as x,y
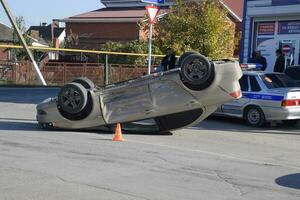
0,0 -> 104,28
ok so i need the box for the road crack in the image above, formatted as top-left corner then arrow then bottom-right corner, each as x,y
214,170 -> 247,196
0,165 -> 152,200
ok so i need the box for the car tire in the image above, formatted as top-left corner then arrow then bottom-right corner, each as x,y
58,82 -> 88,114
282,120 -> 299,126
177,51 -> 200,68
244,106 -> 266,127
72,77 -> 95,89
180,54 -> 215,90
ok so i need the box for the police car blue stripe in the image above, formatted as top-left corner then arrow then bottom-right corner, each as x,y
242,93 -> 284,101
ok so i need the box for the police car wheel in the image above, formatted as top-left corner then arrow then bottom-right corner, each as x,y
180,54 -> 214,90
58,83 -> 88,114
72,77 -> 95,89
244,106 -> 265,127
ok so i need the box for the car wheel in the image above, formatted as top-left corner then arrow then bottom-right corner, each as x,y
180,54 -> 214,90
244,106 -> 265,127
72,77 -> 95,89
58,82 -> 87,114
177,51 -> 199,68
282,120 -> 299,126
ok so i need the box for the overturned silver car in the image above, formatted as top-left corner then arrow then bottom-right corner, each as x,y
37,52 -> 242,132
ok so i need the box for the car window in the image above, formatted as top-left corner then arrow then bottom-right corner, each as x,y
261,73 -> 300,89
285,66 -> 300,80
250,76 -> 261,92
239,75 -> 249,91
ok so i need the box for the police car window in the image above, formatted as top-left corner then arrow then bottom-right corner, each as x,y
261,74 -> 300,89
250,76 -> 261,92
239,75 -> 249,91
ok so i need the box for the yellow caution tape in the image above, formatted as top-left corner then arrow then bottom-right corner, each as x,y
0,44 -> 165,57
0,44 -> 238,60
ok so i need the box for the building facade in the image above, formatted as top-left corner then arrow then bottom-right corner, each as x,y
0,23 -> 14,61
241,0 -> 300,71
62,0 -> 243,52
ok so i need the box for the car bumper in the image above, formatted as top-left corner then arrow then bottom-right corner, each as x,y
263,106 -> 300,120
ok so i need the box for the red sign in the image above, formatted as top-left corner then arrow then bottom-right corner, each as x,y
282,44 -> 291,54
257,22 -> 275,35
146,5 -> 160,24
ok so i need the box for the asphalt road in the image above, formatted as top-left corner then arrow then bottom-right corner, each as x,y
0,88 -> 299,200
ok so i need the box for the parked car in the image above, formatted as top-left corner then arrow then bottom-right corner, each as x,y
37,52 -> 242,133
285,65 -> 300,84
214,69 -> 300,127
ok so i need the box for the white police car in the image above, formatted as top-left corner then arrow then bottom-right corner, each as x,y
214,63 -> 300,127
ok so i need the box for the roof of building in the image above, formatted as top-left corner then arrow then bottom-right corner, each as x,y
222,0 -> 244,22
0,23 -> 14,42
63,7 -> 168,23
64,0 -> 243,23
101,0 -> 174,7
27,24 -> 64,42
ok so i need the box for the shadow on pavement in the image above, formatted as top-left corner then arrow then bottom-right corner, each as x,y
0,121 -> 40,131
0,119 -> 173,136
0,88 -> 59,104
275,173 -> 300,189
192,116 -> 300,135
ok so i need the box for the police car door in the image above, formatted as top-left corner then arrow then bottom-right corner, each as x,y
221,75 -> 250,116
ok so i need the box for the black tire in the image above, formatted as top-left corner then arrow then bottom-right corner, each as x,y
58,82 -> 87,114
72,77 -> 95,89
177,51 -> 200,68
244,106 -> 266,127
180,54 -> 214,90
282,120 -> 299,126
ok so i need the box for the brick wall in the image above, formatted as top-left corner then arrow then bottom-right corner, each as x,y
66,23 -> 140,49
0,42 -> 12,61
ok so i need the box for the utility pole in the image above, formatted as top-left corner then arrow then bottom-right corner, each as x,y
0,0 -> 47,85
145,4 -> 160,75
147,21 -> 153,75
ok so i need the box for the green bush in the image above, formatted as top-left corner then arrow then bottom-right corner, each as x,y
99,40 -> 162,66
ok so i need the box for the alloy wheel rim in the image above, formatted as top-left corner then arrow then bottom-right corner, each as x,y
184,59 -> 208,82
247,109 -> 260,124
61,88 -> 82,110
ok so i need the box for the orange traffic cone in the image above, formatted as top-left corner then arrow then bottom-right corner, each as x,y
112,123 -> 124,141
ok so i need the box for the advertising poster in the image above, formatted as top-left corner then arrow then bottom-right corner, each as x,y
257,22 -> 275,36
256,38 -> 276,71
278,21 -> 300,35
279,40 -> 296,67
272,0 -> 300,6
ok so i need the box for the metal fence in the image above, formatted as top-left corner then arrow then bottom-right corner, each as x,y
0,44 -> 160,86
0,60 -> 147,86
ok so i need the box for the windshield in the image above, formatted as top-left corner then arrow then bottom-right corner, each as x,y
260,74 -> 300,89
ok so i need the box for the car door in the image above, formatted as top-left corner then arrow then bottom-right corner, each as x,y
221,75 -> 250,116
100,78 -> 153,124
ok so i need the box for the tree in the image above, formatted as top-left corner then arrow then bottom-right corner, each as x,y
99,40 -> 162,65
12,16 -> 32,61
152,0 -> 235,59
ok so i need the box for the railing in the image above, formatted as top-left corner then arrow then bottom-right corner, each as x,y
0,60 -> 147,86
0,44 -> 163,86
